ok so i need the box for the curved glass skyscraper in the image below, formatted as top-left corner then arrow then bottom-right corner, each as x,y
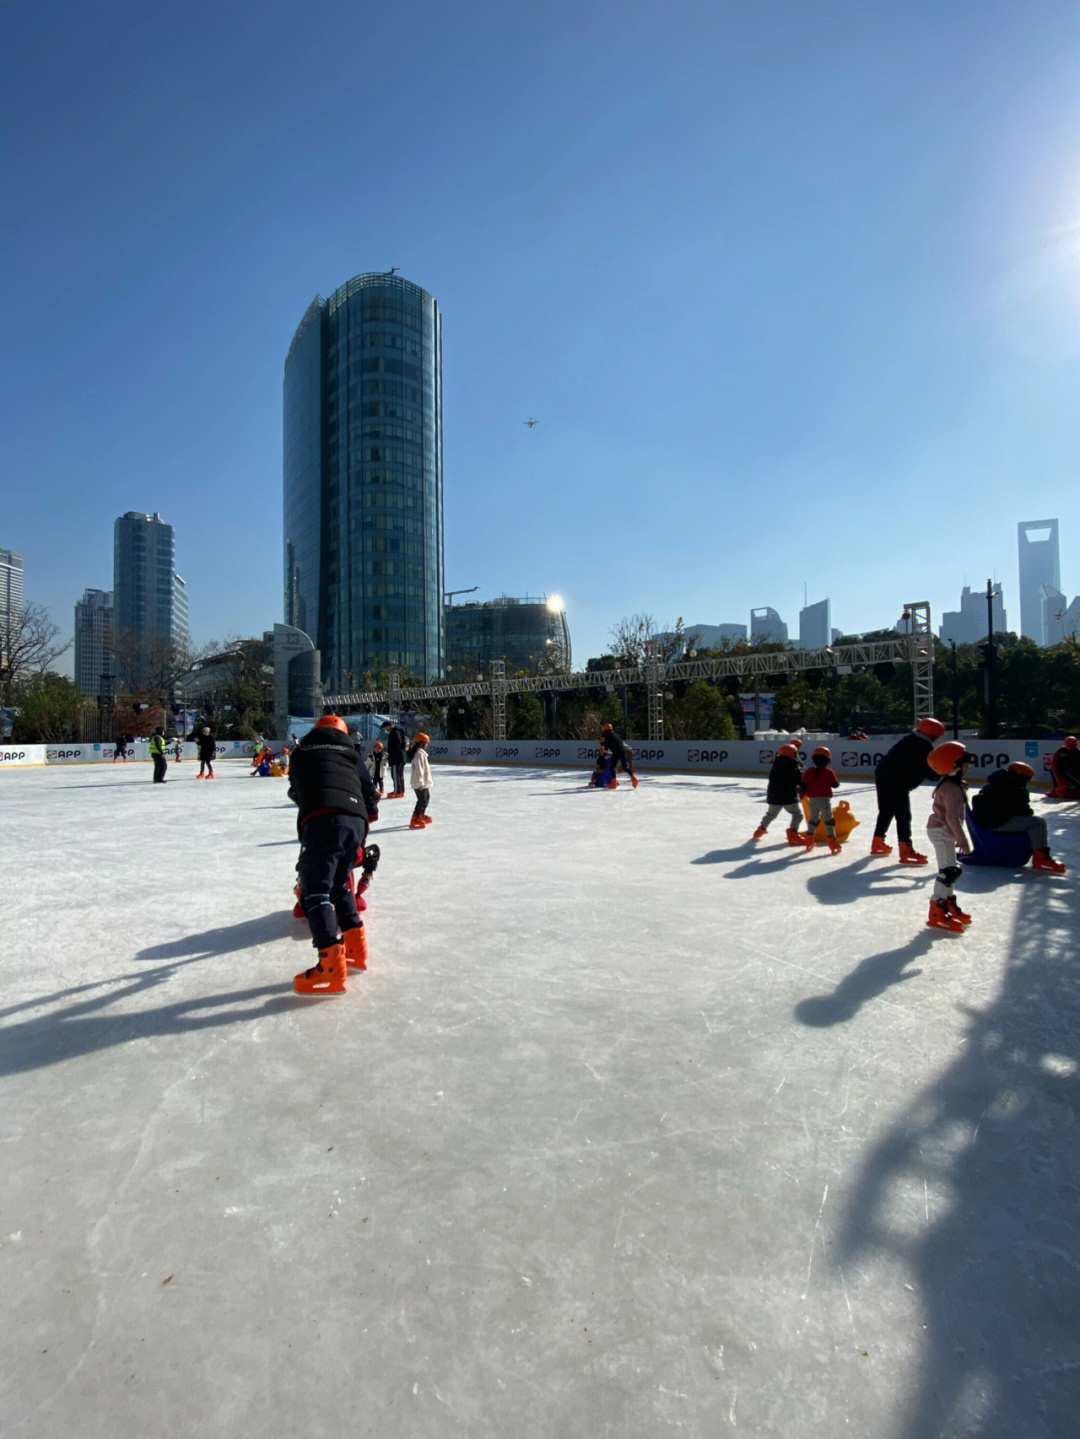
284,273 -> 444,686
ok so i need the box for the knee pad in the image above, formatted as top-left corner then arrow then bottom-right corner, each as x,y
939,865 -> 961,887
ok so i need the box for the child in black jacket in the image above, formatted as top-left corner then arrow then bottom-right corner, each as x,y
753,744 -> 812,847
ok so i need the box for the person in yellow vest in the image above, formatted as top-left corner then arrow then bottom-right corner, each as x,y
149,727 -> 168,784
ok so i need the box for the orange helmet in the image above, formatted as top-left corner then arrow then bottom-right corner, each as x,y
1007,761 -> 1034,779
373,741 -> 384,751
927,740 -> 968,776
315,714 -> 348,733
812,746 -> 831,761
413,731 -> 429,745
777,743 -> 799,758
917,717 -> 946,738
1065,736 -> 1078,749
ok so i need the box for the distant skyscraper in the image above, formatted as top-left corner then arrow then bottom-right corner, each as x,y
938,584 -> 1006,645
113,512 -> 183,687
750,607 -> 788,644
0,549 -> 23,671
283,272 -> 444,687
683,622 -> 748,648
1018,520 -> 1060,645
74,589 -> 114,697
798,598 -> 831,650
445,596 -> 571,675
1042,585 -> 1080,647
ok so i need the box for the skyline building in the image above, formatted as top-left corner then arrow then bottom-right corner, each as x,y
1041,585 -> 1080,647
0,548 -> 23,672
113,512 -> 185,690
683,622 -> 748,648
750,607 -> 788,645
74,588 -> 114,697
1018,519 -> 1060,645
444,596 -> 571,677
938,583 -> 1006,646
798,597 -> 831,650
283,272 -> 444,688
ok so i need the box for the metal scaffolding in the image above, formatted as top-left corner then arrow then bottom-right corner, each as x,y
323,619 -> 934,731
904,602 -> 935,721
490,659 -> 507,742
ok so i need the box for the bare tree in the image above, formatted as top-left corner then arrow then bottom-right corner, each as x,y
0,601 -> 72,699
608,614 -> 687,667
106,627 -> 209,704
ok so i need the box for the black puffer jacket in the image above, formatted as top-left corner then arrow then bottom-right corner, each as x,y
971,769 -> 1032,830
384,725 -> 407,765
766,754 -> 802,805
875,732 -> 933,791
288,727 -> 379,833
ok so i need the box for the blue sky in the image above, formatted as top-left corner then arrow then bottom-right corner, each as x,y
3,0 -> 1077,671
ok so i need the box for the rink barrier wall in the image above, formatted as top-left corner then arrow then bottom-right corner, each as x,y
420,736 -> 1060,784
0,740 -> 257,768
0,737 -> 1061,782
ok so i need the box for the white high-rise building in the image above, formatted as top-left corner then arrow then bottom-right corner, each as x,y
1018,520 -> 1060,645
1042,585 -> 1080,647
0,549 -> 24,671
939,584 -> 1006,645
74,589 -> 114,697
750,607 -> 788,644
798,598 -> 831,650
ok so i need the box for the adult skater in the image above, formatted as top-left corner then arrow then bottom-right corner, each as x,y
196,725 -> 216,779
408,731 -> 433,829
288,714 -> 380,994
925,741 -> 973,932
600,723 -> 638,789
381,719 -> 408,797
970,762 -> 1066,873
1048,736 -> 1080,799
869,717 -> 945,862
113,734 -> 128,763
752,743 -> 811,846
149,727 -> 168,783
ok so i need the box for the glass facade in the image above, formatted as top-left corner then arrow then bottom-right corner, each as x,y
113,512 -> 178,644
284,274 -> 444,687
445,597 -> 572,677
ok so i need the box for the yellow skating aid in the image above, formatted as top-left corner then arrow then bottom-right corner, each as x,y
801,798 -> 859,843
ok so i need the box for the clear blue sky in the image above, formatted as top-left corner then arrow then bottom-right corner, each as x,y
3,0 -> 1077,671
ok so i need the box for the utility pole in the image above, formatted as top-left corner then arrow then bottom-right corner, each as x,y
984,579 -> 997,739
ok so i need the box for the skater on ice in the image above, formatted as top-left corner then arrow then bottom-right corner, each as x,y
869,717 -> 945,862
799,746 -> 842,854
370,740 -> 387,796
1048,736 -> 1080,800
381,719 -> 408,798
588,745 -> 617,789
970,763 -> 1067,873
600,723 -> 638,789
925,741 -> 973,932
408,731 -> 433,829
753,743 -> 812,846
195,725 -> 216,779
149,727 -> 167,783
287,714 -> 381,994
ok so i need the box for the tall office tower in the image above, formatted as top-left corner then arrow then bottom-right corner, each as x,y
74,589 -> 114,697
750,607 -> 788,644
938,584 -> 1006,645
113,512 -> 181,686
1018,520 -> 1060,645
683,622 -> 748,648
0,549 -> 24,670
283,272 -> 444,687
798,598 -> 831,650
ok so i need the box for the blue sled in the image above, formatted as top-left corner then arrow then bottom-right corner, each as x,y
960,806 -> 1033,867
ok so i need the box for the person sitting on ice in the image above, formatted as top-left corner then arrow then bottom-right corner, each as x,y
753,743 -> 811,846
799,747 -> 842,854
599,723 -> 638,789
925,741 -> 973,932
1048,736 -> 1080,800
970,763 -> 1067,872
869,717 -> 945,863
588,746 -> 616,788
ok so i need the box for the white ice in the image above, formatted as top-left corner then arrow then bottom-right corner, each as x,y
1,760 -> 1078,1439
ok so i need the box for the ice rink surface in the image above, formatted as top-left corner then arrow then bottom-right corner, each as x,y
1,759 -> 1078,1439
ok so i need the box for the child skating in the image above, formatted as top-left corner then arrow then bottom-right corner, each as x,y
800,747 -> 842,854
753,743 -> 812,846
408,731 -> 433,830
925,741 -> 973,932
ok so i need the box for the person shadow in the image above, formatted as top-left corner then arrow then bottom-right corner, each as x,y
793,932 -> 934,1026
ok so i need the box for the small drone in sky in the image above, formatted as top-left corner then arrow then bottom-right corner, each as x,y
524,417 -> 539,429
